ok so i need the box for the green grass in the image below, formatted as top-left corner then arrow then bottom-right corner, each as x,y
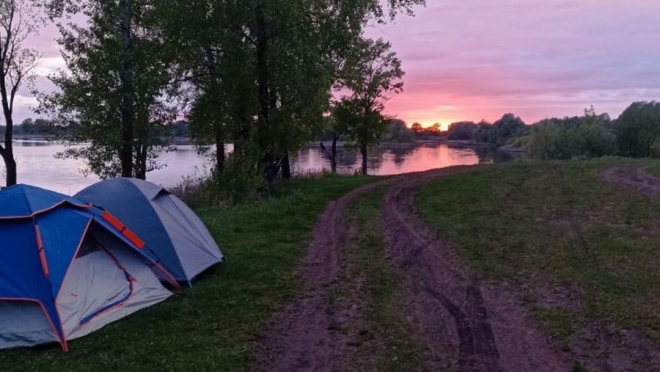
2,175 -> 376,372
416,158 -> 660,345
340,188 -> 431,372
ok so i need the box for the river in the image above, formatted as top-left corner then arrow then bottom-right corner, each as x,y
3,140 -> 520,194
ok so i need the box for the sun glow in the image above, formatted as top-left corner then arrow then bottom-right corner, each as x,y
407,120 -> 460,131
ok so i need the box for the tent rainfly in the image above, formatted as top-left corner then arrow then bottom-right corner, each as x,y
75,178 -> 224,286
0,185 -> 178,351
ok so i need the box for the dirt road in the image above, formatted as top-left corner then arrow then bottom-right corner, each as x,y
257,167 -> 570,371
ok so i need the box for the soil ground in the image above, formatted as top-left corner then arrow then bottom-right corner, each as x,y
257,167 -> 575,371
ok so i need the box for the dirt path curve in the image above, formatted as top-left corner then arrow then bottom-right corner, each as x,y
381,166 -> 571,372
257,167 -> 570,372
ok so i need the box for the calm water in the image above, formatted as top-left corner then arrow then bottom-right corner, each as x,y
4,141 -> 519,194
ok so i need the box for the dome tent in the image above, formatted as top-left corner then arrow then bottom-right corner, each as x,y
0,185 -> 177,351
75,178 -> 223,286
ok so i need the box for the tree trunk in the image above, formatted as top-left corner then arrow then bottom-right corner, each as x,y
135,147 -> 147,180
119,0 -> 135,178
361,143 -> 368,176
0,151 -> 16,187
203,44 -> 226,174
255,2 -> 269,144
255,1 -> 279,181
0,80 -> 15,186
320,134 -> 339,174
331,135 -> 338,174
216,133 -> 225,174
282,153 -> 291,180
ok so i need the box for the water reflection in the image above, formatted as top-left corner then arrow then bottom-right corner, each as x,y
294,143 -> 520,176
4,141 -> 522,194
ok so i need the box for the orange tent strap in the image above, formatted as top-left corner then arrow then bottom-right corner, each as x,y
122,228 -> 145,249
101,211 -> 125,232
34,226 -> 49,277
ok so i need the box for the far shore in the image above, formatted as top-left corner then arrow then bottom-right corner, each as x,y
8,134 -> 529,154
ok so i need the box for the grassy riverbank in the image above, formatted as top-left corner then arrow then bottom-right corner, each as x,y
2,175 -> 375,372
417,159 -> 660,350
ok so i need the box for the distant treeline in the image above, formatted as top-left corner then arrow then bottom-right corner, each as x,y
444,101 -> 660,160
1,119 -> 191,138
0,118 -> 51,136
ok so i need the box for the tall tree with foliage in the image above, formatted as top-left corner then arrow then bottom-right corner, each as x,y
334,38 -> 404,175
155,0 -> 424,182
153,0 -> 256,174
40,0 -> 177,179
0,0 -> 40,186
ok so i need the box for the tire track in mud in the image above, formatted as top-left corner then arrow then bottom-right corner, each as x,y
381,166 -> 570,372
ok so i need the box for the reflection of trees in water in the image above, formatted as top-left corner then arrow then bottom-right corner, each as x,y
367,148 -> 382,171
470,146 -> 496,163
448,144 -> 526,164
336,147 -> 358,167
14,141 -> 49,147
384,145 -> 417,165
303,143 -> 526,174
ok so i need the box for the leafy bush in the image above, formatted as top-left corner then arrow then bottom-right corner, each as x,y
211,143 -> 266,205
577,123 -> 617,157
384,119 -> 415,143
615,101 -> 660,158
650,138 -> 660,159
169,143 -> 265,207
447,121 -> 477,140
446,114 -> 528,145
528,118 -> 617,160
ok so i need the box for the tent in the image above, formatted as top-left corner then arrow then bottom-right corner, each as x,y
0,185 -> 178,351
75,178 -> 223,286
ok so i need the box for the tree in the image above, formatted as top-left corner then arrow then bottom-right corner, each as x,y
154,0 -> 424,183
334,98 -> 386,175
616,101 -> 660,158
334,38 -> 404,175
411,122 -> 423,133
447,121 -> 477,141
385,119 -> 415,143
40,0 -> 177,179
153,0 -> 256,175
473,120 -> 492,143
491,113 -> 527,145
0,0 -> 40,186
428,123 -> 442,134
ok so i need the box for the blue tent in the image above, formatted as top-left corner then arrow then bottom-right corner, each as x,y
0,185 -> 177,351
75,178 -> 223,286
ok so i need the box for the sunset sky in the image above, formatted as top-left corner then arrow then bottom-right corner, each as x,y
16,0 -> 660,129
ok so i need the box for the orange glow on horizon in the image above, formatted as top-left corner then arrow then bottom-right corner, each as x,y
404,119 -> 459,131
384,107 -> 465,131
